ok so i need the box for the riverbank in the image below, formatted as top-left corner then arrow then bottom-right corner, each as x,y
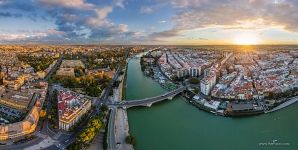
126,54 -> 298,150
186,90 -> 298,117
139,52 -> 298,117
265,96 -> 298,113
126,55 -> 298,150
140,62 -> 266,117
121,58 -> 129,100
182,90 -> 266,117
113,69 -> 133,150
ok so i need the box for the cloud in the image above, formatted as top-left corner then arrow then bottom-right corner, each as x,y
169,0 -> 298,32
149,29 -> 181,40
140,6 -> 153,14
47,28 -> 66,35
0,33 -> 35,41
86,6 -> 113,28
0,0 -> 139,44
158,0 -> 209,8
0,12 -> 22,18
38,0 -> 95,10
0,28 -> 67,44
114,0 -> 125,8
118,24 -> 129,32
1,1 -> 136,44
3,0 -> 297,44
149,0 -> 298,41
0,0 -> 37,12
159,20 -> 166,23
0,0 -> 7,5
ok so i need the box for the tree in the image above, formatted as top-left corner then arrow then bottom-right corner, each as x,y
100,105 -> 109,112
77,117 -> 102,145
113,81 -> 121,88
267,92 -> 274,99
48,90 -> 59,128
17,54 -> 55,72
51,71 -> 111,97
170,75 -> 178,81
40,110 -> 47,118
149,68 -> 154,76
189,77 -> 200,84
125,135 -> 136,145
66,141 -> 82,150
0,69 -> 3,85
0,76 -> 3,85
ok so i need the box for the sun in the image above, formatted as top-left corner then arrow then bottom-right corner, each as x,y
233,33 -> 260,45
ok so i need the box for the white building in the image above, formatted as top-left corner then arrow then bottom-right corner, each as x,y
176,68 -> 189,78
200,71 -> 217,95
189,67 -> 201,77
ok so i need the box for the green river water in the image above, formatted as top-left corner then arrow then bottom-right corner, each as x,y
125,56 -> 298,150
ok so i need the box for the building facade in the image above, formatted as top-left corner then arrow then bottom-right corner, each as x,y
58,90 -> 91,131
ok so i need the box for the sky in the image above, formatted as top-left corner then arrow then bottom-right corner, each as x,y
0,0 -> 298,45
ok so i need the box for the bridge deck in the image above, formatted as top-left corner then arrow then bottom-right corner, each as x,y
116,86 -> 186,108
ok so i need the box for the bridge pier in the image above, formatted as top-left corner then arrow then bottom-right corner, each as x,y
167,96 -> 174,100
145,103 -> 152,107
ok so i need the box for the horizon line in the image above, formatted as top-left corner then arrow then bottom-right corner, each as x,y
1,43 -> 298,46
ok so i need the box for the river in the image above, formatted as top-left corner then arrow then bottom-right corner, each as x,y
125,56 -> 298,150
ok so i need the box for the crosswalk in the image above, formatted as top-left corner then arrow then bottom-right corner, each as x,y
36,132 -> 47,138
53,132 -> 62,140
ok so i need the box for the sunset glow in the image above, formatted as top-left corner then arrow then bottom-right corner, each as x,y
233,34 -> 260,45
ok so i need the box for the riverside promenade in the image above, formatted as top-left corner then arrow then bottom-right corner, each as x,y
265,96 -> 298,113
110,70 -> 133,150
